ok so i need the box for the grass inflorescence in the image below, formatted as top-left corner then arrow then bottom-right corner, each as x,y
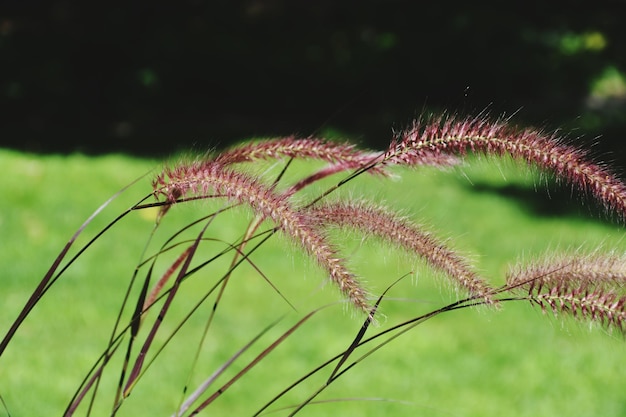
2,112 -> 626,416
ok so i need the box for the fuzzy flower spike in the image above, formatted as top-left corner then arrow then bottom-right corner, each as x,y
387,114 -> 626,221
153,160 -> 371,312
308,201 -> 494,303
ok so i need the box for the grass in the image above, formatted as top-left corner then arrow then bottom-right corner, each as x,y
1,138 -> 626,416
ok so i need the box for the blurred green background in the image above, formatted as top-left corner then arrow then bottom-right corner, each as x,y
0,0 -> 625,162
1,150 -> 626,416
2,1 -> 626,415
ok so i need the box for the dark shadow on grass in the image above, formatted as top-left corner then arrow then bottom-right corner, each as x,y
466,181 -> 620,225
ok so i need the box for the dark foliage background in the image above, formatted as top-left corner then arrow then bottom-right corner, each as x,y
1,0 -> 625,163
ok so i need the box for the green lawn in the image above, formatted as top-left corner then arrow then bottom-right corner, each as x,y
1,147 -> 625,416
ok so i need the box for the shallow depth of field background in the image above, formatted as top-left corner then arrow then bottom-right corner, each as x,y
1,2 -> 626,416
1,149 -> 626,416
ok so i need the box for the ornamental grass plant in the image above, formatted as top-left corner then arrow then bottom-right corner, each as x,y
2,112 -> 626,416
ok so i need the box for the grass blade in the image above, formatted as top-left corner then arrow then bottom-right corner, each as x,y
0,176 -> 151,356
173,316 -> 285,417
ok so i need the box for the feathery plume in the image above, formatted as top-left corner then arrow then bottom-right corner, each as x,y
507,252 -> 626,332
153,160 -> 370,312
308,201 -> 494,302
215,136 -> 388,174
217,135 -> 459,173
387,114 -> 626,220
507,251 -> 626,292
530,284 -> 626,332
